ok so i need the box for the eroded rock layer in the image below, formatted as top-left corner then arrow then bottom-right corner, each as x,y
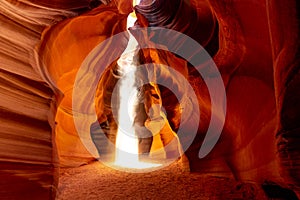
0,0 -> 77,199
1,0 -> 299,199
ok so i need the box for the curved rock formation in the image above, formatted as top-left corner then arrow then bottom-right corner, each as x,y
0,1 -> 76,199
1,0 -> 299,199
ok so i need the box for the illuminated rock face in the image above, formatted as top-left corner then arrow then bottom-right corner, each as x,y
0,1 -> 77,199
0,0 -> 299,199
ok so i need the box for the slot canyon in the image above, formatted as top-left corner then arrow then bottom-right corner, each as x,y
0,0 -> 299,199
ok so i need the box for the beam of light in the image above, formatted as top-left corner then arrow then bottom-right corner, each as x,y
133,0 -> 141,7
113,7 -> 161,170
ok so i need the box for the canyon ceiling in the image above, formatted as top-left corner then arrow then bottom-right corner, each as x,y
0,0 -> 299,199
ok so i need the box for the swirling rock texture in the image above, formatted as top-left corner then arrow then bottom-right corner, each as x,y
0,1 -> 76,199
0,0 -> 299,199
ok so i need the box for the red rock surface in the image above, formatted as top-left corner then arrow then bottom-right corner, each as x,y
0,0 -> 299,199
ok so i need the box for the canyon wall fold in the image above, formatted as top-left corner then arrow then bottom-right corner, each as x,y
1,0 -> 299,199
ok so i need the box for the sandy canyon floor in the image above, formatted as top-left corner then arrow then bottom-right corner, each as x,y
57,159 -> 268,200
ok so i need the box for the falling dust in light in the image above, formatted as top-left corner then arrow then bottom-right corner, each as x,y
113,0 -> 162,169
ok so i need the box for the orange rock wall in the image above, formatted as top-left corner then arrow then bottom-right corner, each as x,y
1,0 -> 299,199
